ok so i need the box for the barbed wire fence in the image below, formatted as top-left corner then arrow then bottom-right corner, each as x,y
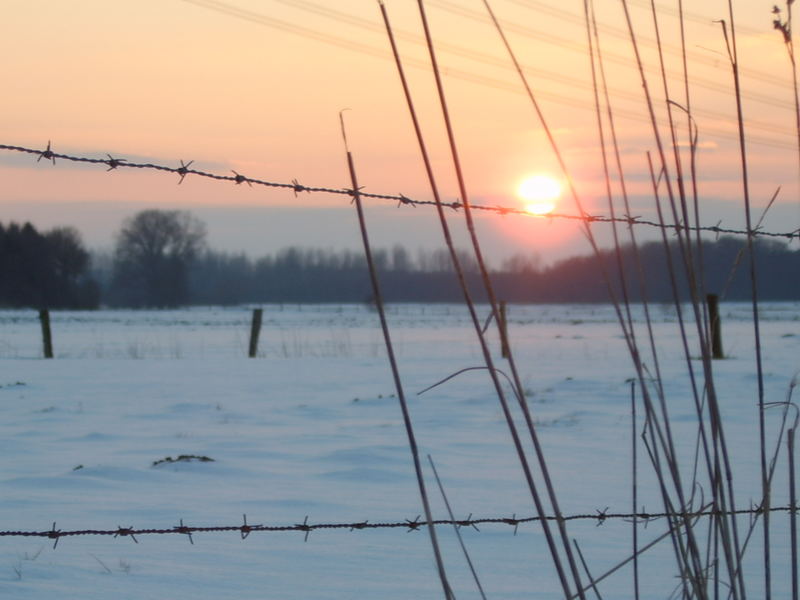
2,138 -> 799,598
1,505 -> 796,548
2,141 -> 799,241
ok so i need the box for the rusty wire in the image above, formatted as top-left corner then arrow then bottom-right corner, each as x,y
2,142 -> 798,241
1,505 -> 797,547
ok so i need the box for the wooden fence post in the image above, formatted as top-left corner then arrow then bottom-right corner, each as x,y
248,308 -> 263,358
706,294 -> 724,360
499,301 -> 510,359
39,309 -> 53,359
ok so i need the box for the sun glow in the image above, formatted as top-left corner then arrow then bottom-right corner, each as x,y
517,175 -> 561,215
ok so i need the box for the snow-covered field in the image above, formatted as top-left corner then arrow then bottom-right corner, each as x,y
0,303 -> 798,599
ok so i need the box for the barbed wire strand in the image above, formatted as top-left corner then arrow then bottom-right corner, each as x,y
1,505 -> 796,547
2,142 -> 798,242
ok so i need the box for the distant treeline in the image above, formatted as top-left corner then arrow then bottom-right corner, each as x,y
176,237 -> 799,305
0,222 -> 99,309
2,213 -> 798,309
496,237 -> 800,303
185,246 -> 483,304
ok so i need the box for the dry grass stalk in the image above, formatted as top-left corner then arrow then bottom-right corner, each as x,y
380,2 -> 582,597
341,112 -> 454,600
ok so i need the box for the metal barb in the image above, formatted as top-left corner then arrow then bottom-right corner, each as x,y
291,179 -> 306,196
175,519 -> 194,545
347,186 -> 365,197
502,514 -> 521,536
350,521 -> 368,532
595,507 -> 610,527
232,170 -> 251,186
463,513 -> 479,532
114,526 -> 138,543
296,516 -> 312,542
176,159 -> 194,184
240,514 -> 257,540
48,522 -> 61,549
37,141 -> 56,164
405,516 -> 422,532
397,193 -> 414,208
105,154 -> 126,171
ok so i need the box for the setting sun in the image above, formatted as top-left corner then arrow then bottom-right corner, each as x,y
517,175 -> 561,215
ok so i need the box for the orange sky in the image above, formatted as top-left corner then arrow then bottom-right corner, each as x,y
1,0 -> 798,266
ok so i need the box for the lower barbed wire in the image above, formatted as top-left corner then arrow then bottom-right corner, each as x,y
1,505 -> 795,544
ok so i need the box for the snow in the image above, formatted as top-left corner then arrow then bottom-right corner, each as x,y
0,303 -> 798,598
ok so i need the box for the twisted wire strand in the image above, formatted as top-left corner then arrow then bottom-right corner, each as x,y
1,505 -> 795,546
2,142 -> 798,241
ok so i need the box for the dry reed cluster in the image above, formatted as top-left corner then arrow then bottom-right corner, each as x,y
345,1 -> 800,598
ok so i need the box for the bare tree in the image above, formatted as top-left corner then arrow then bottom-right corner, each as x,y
109,210 -> 206,307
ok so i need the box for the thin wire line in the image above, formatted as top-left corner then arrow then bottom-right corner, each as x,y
1,505 -> 794,544
2,142 -> 798,241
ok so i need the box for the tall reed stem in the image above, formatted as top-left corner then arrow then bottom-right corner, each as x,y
378,3 -> 580,597
486,0 -> 712,594
620,2 -> 748,594
631,380 -> 640,600
774,1 -> 800,222
341,115 -> 453,600
415,1 -> 587,595
789,426 -> 797,600
428,455 -> 488,600
646,153 -> 737,599
722,4 -> 768,596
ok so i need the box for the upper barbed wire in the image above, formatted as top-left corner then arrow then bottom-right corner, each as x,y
2,142 -> 798,241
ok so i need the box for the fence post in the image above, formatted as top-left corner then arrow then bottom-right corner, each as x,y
706,294 -> 724,360
39,309 -> 53,359
248,308 -> 263,358
499,301 -> 510,359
